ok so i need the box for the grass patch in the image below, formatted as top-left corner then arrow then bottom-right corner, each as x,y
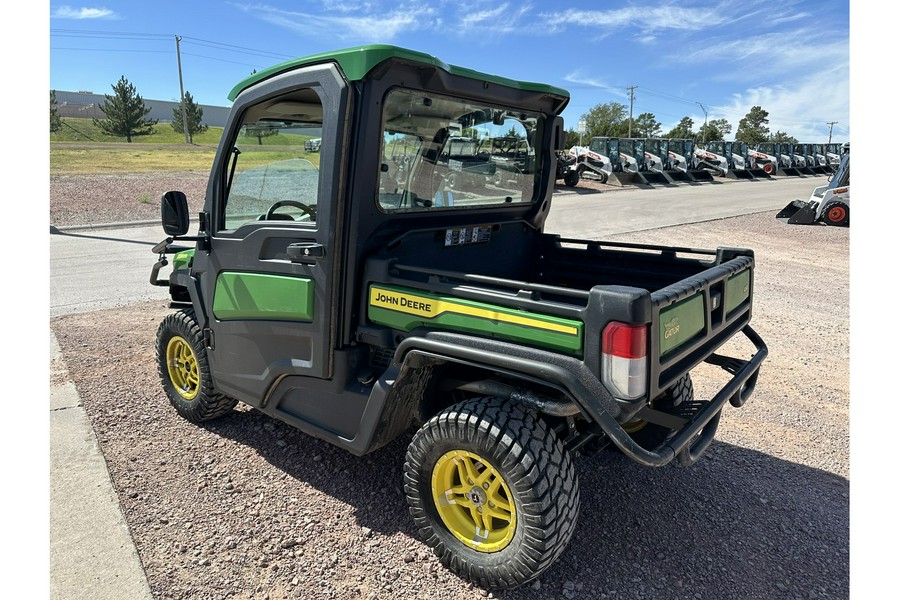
50,118 -> 323,175
51,146 -> 218,174
51,117 -> 226,145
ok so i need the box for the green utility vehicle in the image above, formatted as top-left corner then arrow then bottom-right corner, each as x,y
150,45 -> 767,590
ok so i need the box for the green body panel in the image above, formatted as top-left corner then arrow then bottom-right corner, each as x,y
367,285 -> 583,354
228,44 -> 570,101
726,270 -> 751,315
213,272 -> 315,321
172,248 -> 195,271
659,294 -> 706,357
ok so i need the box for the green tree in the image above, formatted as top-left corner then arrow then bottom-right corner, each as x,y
92,76 -> 157,142
50,90 -> 62,133
564,128 -> 582,148
698,118 -> 732,142
735,106 -> 770,146
581,101 -> 629,139
665,116 -> 695,139
769,130 -> 798,144
171,91 -> 208,143
245,124 -> 279,145
633,112 -> 661,138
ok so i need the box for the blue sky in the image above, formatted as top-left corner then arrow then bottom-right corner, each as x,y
47,1 -> 851,142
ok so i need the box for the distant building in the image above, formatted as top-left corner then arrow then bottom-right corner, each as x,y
52,90 -> 231,127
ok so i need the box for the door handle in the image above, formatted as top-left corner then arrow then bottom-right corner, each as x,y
287,242 -> 326,263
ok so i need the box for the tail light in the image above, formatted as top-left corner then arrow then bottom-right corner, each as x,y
601,322 -> 648,400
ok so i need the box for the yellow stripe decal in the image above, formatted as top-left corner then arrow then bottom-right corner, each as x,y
369,287 -> 579,336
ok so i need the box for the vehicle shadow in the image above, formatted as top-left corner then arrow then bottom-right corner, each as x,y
203,410 -> 848,599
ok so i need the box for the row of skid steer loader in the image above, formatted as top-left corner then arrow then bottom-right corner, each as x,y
776,143 -> 850,227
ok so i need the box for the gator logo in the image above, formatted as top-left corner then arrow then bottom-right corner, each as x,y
664,316 -> 681,339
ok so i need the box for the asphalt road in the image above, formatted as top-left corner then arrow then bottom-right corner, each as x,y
49,176 -> 819,317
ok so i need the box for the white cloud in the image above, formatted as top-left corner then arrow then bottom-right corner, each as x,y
52,5 -> 117,19
562,70 -> 628,99
234,3 -> 435,42
457,2 -> 539,35
716,63 -> 850,141
540,1 -> 752,35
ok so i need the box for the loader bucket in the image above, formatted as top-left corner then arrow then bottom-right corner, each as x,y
776,200 -> 818,225
606,171 -> 637,187
635,171 -> 674,185
688,169 -> 716,182
747,168 -> 771,179
725,169 -> 754,180
777,168 -> 804,177
666,171 -> 694,183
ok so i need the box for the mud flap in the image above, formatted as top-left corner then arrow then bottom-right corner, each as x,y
776,200 -> 819,224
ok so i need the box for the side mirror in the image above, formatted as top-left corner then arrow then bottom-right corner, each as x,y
550,116 -> 566,151
161,191 -> 189,236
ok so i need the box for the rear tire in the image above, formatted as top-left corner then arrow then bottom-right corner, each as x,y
404,397 -> 579,590
156,309 -> 238,422
822,201 -> 849,226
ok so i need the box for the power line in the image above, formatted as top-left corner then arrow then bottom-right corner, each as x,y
181,52 -> 266,68
51,47 -> 172,54
50,28 -> 293,61
180,36 -> 294,60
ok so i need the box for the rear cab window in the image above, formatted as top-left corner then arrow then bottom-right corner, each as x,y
377,88 -> 543,213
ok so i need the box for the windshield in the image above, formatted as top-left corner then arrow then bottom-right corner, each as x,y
377,88 -> 542,212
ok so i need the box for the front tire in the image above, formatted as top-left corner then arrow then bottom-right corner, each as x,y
156,309 -> 237,422
404,397 -> 579,590
822,201 -> 849,226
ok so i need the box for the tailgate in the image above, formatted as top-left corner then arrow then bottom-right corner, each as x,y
648,248 -> 754,399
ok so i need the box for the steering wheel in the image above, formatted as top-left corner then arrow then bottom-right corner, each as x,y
264,200 -> 316,221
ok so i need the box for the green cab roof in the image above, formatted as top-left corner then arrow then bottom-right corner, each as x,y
227,44 -> 570,102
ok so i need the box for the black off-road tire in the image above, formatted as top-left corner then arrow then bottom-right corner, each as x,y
622,375 -> 695,451
563,170 -> 580,187
156,309 -> 238,422
822,201 -> 849,227
404,397 -> 580,590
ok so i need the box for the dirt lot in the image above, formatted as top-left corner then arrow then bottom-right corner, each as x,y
50,198 -> 849,600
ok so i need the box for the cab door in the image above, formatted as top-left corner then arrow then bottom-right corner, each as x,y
189,63 -> 350,406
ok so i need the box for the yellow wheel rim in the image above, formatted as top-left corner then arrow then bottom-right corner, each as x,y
166,335 -> 199,401
622,419 -> 648,434
431,450 -> 516,552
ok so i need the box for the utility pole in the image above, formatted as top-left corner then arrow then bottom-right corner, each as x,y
826,121 -> 838,145
626,86 -> 637,138
175,35 -> 190,144
697,102 -> 708,145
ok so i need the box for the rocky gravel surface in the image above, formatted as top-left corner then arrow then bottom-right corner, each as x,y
50,172 -> 210,228
49,172 -> 619,229
50,173 -> 849,600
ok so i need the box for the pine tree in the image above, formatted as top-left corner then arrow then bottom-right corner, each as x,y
735,107 -> 770,146
171,91 -> 208,143
50,90 -> 62,133
93,76 -> 157,142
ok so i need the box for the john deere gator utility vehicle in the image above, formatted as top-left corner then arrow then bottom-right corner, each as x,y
149,45 -> 768,590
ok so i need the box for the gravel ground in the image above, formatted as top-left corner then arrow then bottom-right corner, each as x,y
49,172 -> 621,229
50,172 -> 210,227
50,174 -> 849,600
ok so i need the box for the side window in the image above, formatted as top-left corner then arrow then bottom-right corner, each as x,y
222,88 -> 324,230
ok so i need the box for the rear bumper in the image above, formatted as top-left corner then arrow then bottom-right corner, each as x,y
598,325 -> 768,466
